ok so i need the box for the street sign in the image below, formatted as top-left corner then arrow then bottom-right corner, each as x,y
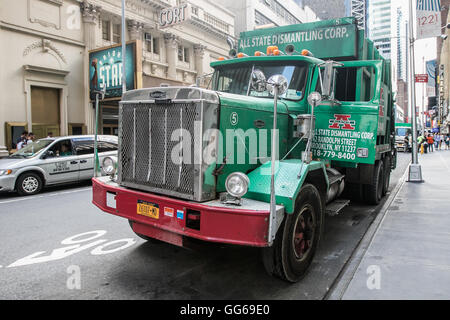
416,0 -> 442,40
415,74 -> 429,83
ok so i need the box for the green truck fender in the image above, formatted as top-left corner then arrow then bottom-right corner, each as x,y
244,159 -> 329,214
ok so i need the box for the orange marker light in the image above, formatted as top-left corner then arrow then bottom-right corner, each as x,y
237,52 -> 248,58
218,57 -> 226,61
301,49 -> 313,57
266,46 -> 275,55
255,51 -> 264,56
273,49 -> 281,56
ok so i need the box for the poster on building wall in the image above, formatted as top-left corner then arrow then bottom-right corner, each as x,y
416,0 -> 442,40
426,59 -> 437,96
89,41 -> 139,100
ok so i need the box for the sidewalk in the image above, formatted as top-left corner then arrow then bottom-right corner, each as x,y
331,149 -> 450,299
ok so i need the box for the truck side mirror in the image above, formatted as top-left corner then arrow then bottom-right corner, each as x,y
250,69 -> 267,92
322,61 -> 335,99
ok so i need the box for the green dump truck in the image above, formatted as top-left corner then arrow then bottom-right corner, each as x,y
93,17 -> 396,282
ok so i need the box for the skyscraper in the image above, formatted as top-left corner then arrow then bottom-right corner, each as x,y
299,0 -> 348,20
367,0 -> 392,59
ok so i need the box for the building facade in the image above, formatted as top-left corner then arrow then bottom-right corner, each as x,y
221,0 -> 318,38
0,0 -> 234,151
437,0 -> 450,133
367,0 -> 392,58
298,0 -> 349,21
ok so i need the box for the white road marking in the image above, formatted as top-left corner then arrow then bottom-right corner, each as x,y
0,187 -> 91,204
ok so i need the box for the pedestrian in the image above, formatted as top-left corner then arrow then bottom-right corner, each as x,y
440,134 -> 445,150
27,132 -> 35,145
47,132 -> 53,138
446,135 -> 450,150
427,134 -> 434,152
435,133 -> 441,150
16,131 -> 28,150
418,134 -> 426,153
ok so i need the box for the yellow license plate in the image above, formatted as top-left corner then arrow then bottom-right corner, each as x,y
137,200 -> 159,219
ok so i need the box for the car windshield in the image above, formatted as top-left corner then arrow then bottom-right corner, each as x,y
10,139 -> 53,158
212,61 -> 309,101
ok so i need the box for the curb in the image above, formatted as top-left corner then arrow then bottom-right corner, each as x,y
325,162 -> 410,300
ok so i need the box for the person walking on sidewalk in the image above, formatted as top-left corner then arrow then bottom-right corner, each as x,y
427,134 -> 434,152
418,134 -> 426,153
446,135 -> 450,150
435,133 -> 441,150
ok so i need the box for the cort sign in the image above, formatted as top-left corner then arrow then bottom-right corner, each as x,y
159,4 -> 191,28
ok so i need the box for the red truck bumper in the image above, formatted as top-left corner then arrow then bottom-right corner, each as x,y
92,177 -> 272,247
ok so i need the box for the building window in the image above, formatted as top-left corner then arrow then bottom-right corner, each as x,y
102,20 -> 111,41
113,23 -> 121,43
178,45 -> 189,63
153,37 -> 160,54
145,33 -> 160,54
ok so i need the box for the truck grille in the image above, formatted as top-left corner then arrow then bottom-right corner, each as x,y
118,87 -> 220,202
120,102 -> 196,197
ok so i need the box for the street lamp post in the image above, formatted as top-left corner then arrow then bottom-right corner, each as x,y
121,0 -> 126,95
407,0 -> 423,182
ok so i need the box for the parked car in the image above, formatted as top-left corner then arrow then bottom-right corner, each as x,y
0,135 -> 117,196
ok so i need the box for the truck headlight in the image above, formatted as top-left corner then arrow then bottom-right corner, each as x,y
0,169 -> 12,176
225,172 -> 250,198
102,156 -> 117,176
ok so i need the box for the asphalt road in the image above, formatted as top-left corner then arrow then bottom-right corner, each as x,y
0,153 -> 411,300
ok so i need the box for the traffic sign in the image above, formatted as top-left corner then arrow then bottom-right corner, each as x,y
415,74 -> 429,83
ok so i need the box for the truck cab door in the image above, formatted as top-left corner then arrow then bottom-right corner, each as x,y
312,60 -> 385,165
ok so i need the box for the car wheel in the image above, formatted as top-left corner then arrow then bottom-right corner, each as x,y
16,172 -> 43,196
261,184 -> 323,282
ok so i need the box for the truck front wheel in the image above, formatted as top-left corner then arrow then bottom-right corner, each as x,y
261,184 -> 323,282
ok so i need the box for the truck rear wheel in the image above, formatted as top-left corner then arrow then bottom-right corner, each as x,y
382,157 -> 391,196
261,184 -> 323,282
363,161 -> 384,205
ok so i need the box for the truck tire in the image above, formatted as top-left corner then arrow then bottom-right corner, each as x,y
261,184 -> 323,282
363,161 -> 384,205
128,220 -> 162,244
382,157 -> 391,196
16,172 -> 43,196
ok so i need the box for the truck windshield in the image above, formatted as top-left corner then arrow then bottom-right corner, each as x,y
212,61 -> 309,101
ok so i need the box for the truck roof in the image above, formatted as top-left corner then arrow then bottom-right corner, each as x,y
210,54 -> 324,68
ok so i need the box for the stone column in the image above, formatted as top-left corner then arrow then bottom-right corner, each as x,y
194,44 -> 206,86
164,32 -> 179,81
80,1 -> 101,134
128,20 -> 144,41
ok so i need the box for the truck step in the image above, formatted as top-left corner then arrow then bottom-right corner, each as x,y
325,199 -> 350,216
